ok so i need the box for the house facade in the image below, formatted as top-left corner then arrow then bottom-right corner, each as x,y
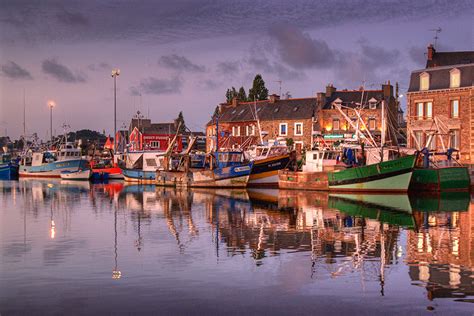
407,45 -> 474,162
315,83 -> 398,146
128,118 -> 184,152
206,95 -> 317,152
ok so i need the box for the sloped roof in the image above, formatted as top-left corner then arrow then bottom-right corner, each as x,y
322,90 -> 386,109
408,64 -> 473,92
427,51 -> 474,68
208,98 -> 316,125
143,123 -> 177,134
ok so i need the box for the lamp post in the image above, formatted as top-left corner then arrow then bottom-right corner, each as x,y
48,101 -> 55,144
111,69 -> 120,153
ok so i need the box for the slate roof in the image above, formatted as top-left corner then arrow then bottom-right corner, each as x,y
143,123 -> 177,134
322,90 -> 387,109
427,51 -> 474,68
408,64 -> 473,92
208,98 -> 316,125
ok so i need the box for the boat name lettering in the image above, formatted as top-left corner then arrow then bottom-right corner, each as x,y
234,166 -> 250,172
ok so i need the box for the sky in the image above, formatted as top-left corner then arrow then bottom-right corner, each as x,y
0,0 -> 473,140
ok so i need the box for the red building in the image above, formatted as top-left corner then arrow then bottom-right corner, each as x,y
128,118 -> 184,152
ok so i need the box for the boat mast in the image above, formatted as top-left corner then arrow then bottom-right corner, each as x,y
23,89 -> 26,150
254,97 -> 263,144
381,99 -> 386,161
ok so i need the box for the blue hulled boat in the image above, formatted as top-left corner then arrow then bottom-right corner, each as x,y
19,143 -> 88,178
0,153 -> 19,180
121,151 -> 165,183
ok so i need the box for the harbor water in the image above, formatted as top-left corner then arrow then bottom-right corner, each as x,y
1,180 -> 473,315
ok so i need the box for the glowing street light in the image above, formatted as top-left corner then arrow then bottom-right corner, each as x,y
48,100 -> 56,143
111,69 -> 120,153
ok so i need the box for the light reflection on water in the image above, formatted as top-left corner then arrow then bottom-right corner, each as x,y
0,179 -> 473,315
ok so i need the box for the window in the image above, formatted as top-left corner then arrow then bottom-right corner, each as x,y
279,123 -> 288,136
414,131 -> 423,148
232,126 -> 240,136
416,102 -> 424,119
251,125 -> 256,136
368,118 -> 376,131
450,130 -> 460,149
451,100 -> 459,118
368,98 -> 377,109
245,125 -> 256,136
294,122 -> 303,136
425,102 -> 433,119
332,119 -> 340,131
428,135 -> 436,151
450,68 -> 460,88
416,102 -> 433,120
420,72 -> 430,91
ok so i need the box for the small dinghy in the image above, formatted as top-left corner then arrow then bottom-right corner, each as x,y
60,169 -> 91,181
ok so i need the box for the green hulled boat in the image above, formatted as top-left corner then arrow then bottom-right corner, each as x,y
410,167 -> 470,192
327,155 -> 417,193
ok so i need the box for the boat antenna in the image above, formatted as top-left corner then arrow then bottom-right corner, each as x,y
274,80 -> 282,97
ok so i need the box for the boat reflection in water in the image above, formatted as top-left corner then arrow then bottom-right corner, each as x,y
1,180 -> 473,314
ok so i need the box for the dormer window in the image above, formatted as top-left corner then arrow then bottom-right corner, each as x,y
332,98 -> 342,109
368,97 -> 377,110
450,68 -> 460,88
420,72 -> 430,91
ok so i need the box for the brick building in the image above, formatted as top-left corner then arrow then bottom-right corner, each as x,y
206,94 -> 317,152
315,83 -> 399,146
407,45 -> 474,162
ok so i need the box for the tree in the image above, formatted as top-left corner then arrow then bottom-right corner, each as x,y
248,74 -> 269,101
176,111 -> 187,133
225,87 -> 238,103
237,86 -> 247,101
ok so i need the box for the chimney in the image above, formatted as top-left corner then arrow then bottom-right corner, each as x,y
325,84 -> 336,98
269,94 -> 280,103
231,96 -> 239,107
427,44 -> 435,61
316,92 -> 326,108
382,81 -> 393,98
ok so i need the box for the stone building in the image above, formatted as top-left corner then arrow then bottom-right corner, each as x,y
315,83 -> 399,147
406,45 -> 474,162
206,94 -> 317,152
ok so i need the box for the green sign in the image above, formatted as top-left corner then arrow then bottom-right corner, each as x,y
323,134 -> 344,139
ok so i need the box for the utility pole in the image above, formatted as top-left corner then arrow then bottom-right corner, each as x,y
111,69 -> 121,153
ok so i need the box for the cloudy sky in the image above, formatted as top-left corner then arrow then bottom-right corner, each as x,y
0,0 -> 472,139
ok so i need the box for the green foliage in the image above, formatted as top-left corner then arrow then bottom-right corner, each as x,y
225,87 -> 238,103
286,138 -> 294,148
248,74 -> 269,101
237,86 -> 247,101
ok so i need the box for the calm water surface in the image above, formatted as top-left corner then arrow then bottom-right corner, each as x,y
1,180 -> 473,315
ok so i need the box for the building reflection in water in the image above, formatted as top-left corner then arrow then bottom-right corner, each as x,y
407,192 -> 473,302
3,180 -> 473,302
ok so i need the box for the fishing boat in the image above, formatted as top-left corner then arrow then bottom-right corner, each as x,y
90,158 -> 123,180
409,148 -> 470,192
0,153 -> 19,180
121,151 -> 165,183
279,149 -> 417,192
19,142 -> 88,178
60,169 -> 91,181
156,151 -> 253,188
245,143 -> 290,187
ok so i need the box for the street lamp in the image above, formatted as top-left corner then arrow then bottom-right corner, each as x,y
48,100 -> 55,144
111,69 -> 120,153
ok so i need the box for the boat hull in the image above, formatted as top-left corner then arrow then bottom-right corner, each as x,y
60,169 -> 91,181
122,168 -> 156,184
248,155 -> 289,187
19,159 -> 87,178
0,163 -> 19,180
156,162 -> 253,188
327,155 -> 416,193
92,167 -> 123,180
409,167 -> 470,192
279,155 -> 417,193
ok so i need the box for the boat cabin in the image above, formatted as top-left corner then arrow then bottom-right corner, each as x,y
302,150 -> 339,172
212,151 -> 246,169
246,144 -> 289,161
